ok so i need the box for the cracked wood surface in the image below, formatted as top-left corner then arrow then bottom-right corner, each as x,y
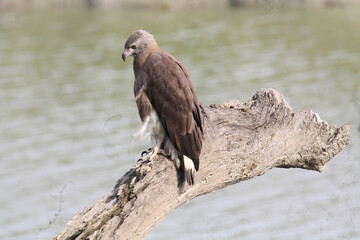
53,88 -> 350,240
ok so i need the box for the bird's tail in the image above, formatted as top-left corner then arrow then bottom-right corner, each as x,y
183,156 -> 195,185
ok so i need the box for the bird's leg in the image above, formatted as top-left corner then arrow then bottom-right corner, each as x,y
138,146 -> 172,163
141,148 -> 153,158
173,157 -> 181,169
141,146 -> 159,162
158,148 -> 171,157
138,148 -> 152,163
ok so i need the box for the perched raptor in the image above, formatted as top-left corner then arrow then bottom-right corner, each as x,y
122,30 -> 203,185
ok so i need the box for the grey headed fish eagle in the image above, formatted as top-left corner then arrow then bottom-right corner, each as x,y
122,30 -> 203,185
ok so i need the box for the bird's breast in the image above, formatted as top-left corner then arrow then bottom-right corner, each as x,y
137,110 -> 166,143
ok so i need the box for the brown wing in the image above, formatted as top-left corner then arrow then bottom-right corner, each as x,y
142,52 -> 203,170
134,68 -> 153,123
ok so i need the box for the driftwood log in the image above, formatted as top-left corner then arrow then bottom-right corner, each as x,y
53,88 -> 350,240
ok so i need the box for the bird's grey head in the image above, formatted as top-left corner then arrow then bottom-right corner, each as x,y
122,30 -> 159,61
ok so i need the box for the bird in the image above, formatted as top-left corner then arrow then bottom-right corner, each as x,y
122,30 -> 203,185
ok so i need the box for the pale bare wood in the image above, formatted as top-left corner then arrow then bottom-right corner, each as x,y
53,88 -> 350,240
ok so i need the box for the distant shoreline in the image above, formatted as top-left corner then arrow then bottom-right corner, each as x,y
0,0 -> 359,10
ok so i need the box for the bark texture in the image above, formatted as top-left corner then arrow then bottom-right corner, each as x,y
53,88 -> 350,240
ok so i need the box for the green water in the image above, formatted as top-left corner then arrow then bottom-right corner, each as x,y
0,8 -> 359,240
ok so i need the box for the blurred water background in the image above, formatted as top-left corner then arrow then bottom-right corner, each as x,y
0,5 -> 359,240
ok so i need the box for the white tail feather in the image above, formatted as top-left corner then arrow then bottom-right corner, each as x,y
183,156 -> 195,185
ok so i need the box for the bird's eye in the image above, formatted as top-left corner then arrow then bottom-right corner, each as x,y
130,45 -> 137,50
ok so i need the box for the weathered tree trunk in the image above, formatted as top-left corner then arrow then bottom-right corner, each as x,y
53,88 -> 350,240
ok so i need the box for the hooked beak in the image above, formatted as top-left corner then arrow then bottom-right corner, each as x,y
122,49 -> 131,62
